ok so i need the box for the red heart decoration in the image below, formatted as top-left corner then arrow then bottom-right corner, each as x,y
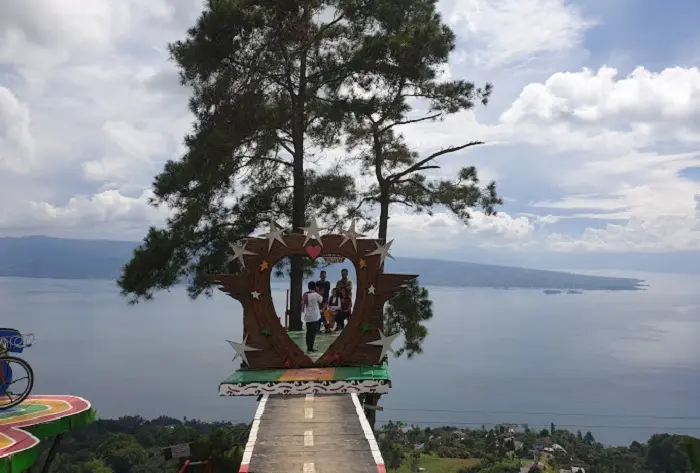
305,245 -> 322,260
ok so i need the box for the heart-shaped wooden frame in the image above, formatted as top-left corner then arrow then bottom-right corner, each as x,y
211,234 -> 416,369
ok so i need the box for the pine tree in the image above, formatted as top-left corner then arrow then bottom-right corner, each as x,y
117,0 -> 377,330
346,0 -> 502,356
342,0 -> 502,428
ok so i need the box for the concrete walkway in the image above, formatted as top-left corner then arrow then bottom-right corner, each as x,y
239,394 -> 385,473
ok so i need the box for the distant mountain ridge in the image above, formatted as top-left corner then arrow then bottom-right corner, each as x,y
0,236 -> 645,291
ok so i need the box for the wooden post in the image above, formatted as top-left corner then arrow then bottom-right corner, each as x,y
363,404 -> 384,412
285,289 -> 290,329
363,393 -> 382,430
365,396 -> 381,430
39,434 -> 63,473
178,460 -> 191,473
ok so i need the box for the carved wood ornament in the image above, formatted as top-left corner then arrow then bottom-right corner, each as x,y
211,222 -> 417,369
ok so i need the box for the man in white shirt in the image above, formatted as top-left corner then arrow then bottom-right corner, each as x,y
302,281 -> 323,353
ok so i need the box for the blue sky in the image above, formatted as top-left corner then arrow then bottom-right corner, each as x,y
583,0 -> 700,68
1,0 -> 699,271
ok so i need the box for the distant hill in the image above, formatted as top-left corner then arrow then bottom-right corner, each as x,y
0,236 -> 645,291
0,236 -> 135,280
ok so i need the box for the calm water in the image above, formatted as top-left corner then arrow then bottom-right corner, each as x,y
2,272 -> 699,446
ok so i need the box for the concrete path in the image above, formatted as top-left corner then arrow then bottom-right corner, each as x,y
239,394 -> 385,473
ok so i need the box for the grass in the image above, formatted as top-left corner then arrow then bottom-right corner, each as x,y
287,329 -> 338,361
393,455 -> 481,473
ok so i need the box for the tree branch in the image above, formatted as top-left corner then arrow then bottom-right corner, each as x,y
278,142 -> 296,158
374,78 -> 407,129
407,178 -> 436,197
315,13 -> 345,40
389,197 -> 413,206
348,195 -> 378,216
380,113 -> 442,133
262,155 -> 294,167
388,141 -> 483,182
412,165 -> 440,172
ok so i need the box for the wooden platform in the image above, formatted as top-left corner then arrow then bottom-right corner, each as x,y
239,394 -> 385,473
220,366 -> 391,396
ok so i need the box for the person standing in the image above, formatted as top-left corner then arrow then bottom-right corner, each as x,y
316,270 -> 332,332
328,288 -> 342,331
335,268 -> 353,300
302,282 -> 323,353
316,270 -> 331,303
337,289 -> 352,331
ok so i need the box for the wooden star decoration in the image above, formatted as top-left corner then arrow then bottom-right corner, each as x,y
251,291 -> 262,300
261,221 -> 287,252
366,330 -> 401,360
259,260 -> 270,272
366,240 -> 395,267
339,221 -> 364,252
226,335 -> 261,365
301,217 -> 324,246
367,285 -> 376,295
228,241 -> 258,270
359,258 -> 367,269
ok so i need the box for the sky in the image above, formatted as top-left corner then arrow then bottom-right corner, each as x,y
1,0 -> 700,269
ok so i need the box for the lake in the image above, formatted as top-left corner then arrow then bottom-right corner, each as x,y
2,272 -> 699,446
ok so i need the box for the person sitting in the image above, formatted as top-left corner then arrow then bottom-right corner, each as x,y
328,288 -> 342,332
316,280 -> 333,334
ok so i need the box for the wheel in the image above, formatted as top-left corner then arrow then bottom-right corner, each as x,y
0,356 -> 34,410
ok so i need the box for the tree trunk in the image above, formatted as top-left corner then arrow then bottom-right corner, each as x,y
288,9 -> 310,332
288,112 -> 305,330
364,185 -> 390,429
378,186 -> 390,243
288,257 -> 303,330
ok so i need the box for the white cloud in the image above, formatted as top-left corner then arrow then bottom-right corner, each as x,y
500,66 -> 700,150
441,0 -> 594,68
0,189 -> 169,240
387,208 -> 535,255
0,86 -> 34,173
82,121 -> 169,183
2,0 -> 700,258
492,66 -> 700,252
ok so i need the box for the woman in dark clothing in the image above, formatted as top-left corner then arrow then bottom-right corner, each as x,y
336,289 -> 352,332
328,288 -> 342,330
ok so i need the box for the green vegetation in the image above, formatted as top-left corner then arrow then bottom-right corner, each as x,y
39,416 -> 249,473
684,437 -> 700,473
37,417 -> 699,473
393,455 -> 481,473
377,421 -> 699,473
